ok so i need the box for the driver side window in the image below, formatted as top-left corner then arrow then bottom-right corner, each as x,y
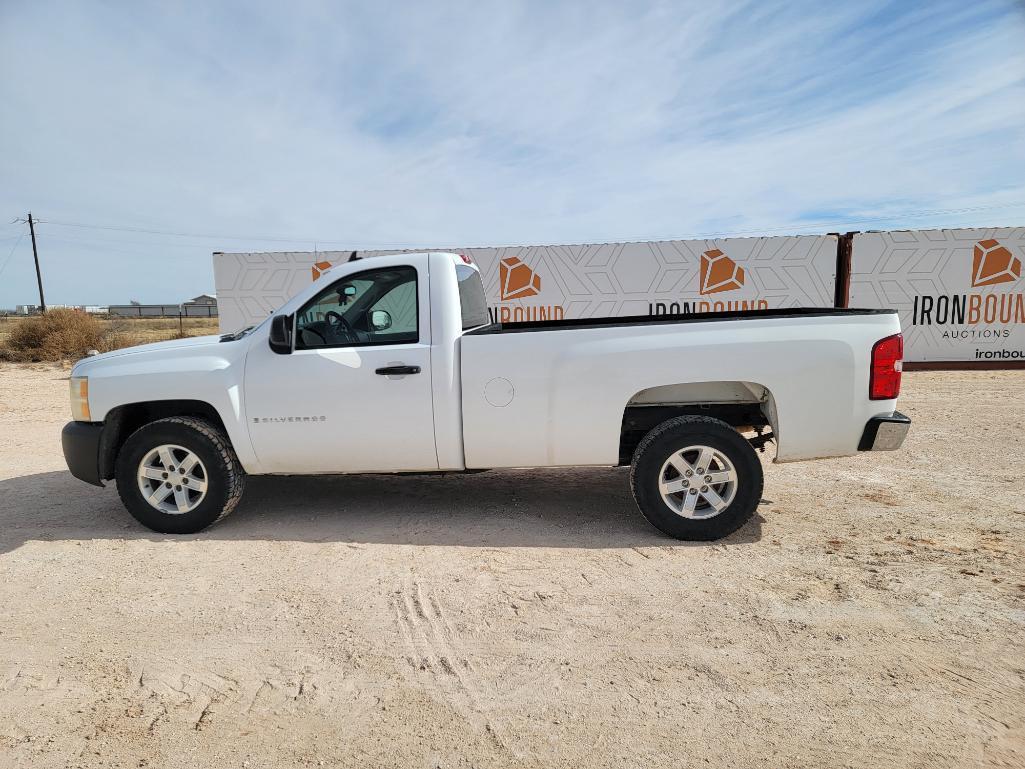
295,265 -> 418,350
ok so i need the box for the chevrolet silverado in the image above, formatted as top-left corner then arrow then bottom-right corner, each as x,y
62,252 -> 910,540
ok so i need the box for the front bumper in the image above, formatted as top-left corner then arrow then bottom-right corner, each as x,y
61,421 -> 104,486
858,411 -> 911,451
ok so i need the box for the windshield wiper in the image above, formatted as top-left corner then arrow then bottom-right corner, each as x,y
219,325 -> 254,342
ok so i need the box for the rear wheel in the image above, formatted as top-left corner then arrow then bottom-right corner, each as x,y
115,416 -> 246,534
630,415 -> 763,541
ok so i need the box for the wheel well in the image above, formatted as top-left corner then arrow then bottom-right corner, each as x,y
98,400 -> 228,481
618,382 -> 773,465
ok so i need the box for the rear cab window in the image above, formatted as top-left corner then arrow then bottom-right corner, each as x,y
456,264 -> 489,330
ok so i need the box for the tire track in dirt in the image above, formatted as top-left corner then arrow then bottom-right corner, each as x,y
123,659 -> 324,734
392,578 -> 506,749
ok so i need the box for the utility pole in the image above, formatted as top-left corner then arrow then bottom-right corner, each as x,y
27,212 -> 46,312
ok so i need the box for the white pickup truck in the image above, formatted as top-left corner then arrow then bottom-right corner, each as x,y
62,251 -> 910,540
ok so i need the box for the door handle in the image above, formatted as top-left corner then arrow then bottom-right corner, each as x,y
375,365 -> 421,376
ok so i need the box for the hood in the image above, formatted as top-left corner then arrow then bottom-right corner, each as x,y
73,334 -> 222,372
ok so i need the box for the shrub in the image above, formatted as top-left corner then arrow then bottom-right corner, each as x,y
0,312 -> 214,362
1,309 -> 106,362
95,318 -> 143,353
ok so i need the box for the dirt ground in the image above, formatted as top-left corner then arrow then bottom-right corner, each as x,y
0,364 -> 1023,768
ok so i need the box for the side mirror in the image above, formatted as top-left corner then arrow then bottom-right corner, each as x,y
369,309 -> 392,331
268,314 -> 293,354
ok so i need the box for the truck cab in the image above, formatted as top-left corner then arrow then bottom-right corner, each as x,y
244,253 -> 483,474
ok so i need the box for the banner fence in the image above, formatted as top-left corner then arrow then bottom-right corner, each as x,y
213,227 -> 1025,367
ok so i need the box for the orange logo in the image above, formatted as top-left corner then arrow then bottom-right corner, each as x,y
499,256 -> 541,300
699,249 -> 745,295
311,260 -> 333,281
972,240 -> 1021,288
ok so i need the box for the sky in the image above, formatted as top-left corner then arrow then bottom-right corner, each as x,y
1,0 -> 1024,307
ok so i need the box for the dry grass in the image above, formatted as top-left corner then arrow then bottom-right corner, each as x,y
0,312 -> 219,362
98,316 -> 220,344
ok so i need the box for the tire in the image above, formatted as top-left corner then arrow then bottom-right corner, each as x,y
115,416 -> 246,534
630,415 -> 763,541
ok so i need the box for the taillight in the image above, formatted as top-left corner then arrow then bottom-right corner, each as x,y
870,333 -> 903,400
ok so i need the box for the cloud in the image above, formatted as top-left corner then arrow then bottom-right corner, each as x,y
1,0 -> 1023,305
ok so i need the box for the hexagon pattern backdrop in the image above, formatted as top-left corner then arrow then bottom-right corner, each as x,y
848,228 -> 1025,362
213,235 -> 838,333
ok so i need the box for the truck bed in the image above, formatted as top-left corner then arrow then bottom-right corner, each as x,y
467,307 -> 897,335
458,307 -> 902,469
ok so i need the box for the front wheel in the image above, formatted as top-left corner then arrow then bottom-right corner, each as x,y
630,415 -> 763,541
115,416 -> 246,534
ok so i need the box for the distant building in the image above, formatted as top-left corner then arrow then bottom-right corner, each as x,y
15,304 -> 73,314
109,303 -> 185,318
10,296 -> 218,318
182,293 -> 217,317
108,293 -> 218,318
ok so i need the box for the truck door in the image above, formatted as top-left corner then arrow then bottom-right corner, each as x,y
243,262 -> 438,474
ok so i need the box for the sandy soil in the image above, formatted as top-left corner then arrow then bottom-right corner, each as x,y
0,363 -> 1023,768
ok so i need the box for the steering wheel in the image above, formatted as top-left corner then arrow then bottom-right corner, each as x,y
324,310 -> 355,342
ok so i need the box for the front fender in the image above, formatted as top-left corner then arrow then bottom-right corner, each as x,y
74,342 -> 261,473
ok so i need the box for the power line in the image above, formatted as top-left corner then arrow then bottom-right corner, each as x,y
38,219 -> 354,245
0,232 -> 25,278
40,234 -> 228,252
27,198 -> 1025,252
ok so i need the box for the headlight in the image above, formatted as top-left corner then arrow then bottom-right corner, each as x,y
70,376 -> 91,421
